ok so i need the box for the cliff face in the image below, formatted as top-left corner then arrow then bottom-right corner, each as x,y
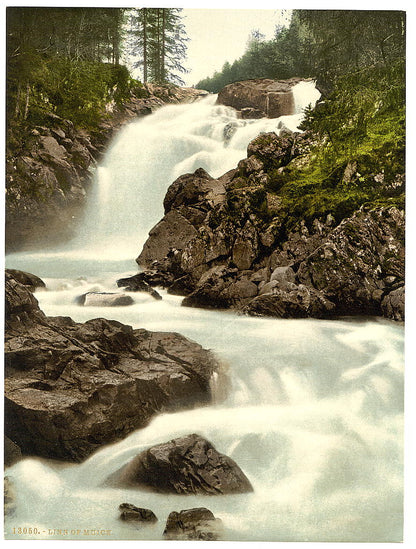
136,130 -> 405,321
6,85 -> 207,253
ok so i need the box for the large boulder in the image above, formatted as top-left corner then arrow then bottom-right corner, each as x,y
163,508 -> 223,541
5,275 -> 220,461
6,269 -> 46,290
107,433 -> 253,495
217,78 -> 306,118
137,168 -> 226,269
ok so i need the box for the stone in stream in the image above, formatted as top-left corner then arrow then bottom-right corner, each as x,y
118,503 -> 158,524
116,274 -> 162,300
163,508 -> 223,540
107,433 -> 253,495
5,273 -> 221,461
75,291 -> 134,307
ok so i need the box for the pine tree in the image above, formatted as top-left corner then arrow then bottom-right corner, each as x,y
128,7 -> 188,86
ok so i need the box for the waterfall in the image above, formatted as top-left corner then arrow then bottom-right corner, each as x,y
4,81 -> 403,542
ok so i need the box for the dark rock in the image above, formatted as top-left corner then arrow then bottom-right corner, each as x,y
217,78 -> 307,118
181,266 -> 237,310
167,274 -> 195,296
116,274 -> 162,300
76,292 -> 134,307
137,209 -> 199,268
5,437 -> 22,467
223,122 -> 239,144
5,277 -> 220,461
296,207 -> 405,316
119,503 -> 158,524
6,269 -> 46,290
244,284 -> 335,318
107,433 -> 253,495
163,508 -> 223,540
163,168 -> 214,213
5,271 -> 45,329
240,107 -> 265,119
381,286 -> 405,321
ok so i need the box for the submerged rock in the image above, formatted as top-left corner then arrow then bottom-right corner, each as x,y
5,275 -> 220,461
107,433 -> 253,495
163,508 -> 223,540
76,291 -> 134,307
116,274 -> 162,300
118,503 -> 158,524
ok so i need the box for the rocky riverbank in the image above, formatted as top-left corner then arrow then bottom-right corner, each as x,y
6,84 -> 207,253
135,129 -> 405,321
4,269 -> 220,461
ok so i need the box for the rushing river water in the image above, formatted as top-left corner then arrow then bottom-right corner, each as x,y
4,82 -> 403,542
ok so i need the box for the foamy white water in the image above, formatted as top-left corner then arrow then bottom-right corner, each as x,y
4,83 -> 403,542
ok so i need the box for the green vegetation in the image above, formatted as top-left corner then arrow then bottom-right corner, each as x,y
128,8 -> 189,85
6,7 -> 189,136
196,12 -> 314,93
200,10 -> 405,229
6,7 -> 137,134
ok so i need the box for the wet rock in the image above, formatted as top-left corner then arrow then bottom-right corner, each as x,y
240,107 -> 265,119
5,277 -> 220,461
6,269 -> 46,290
181,266 -> 237,310
223,122 -> 239,144
108,433 -> 253,495
381,286 -> 405,321
296,207 -> 405,316
4,437 -> 22,467
116,274 -> 162,300
119,503 -> 158,524
5,270 -> 44,329
137,210 -> 199,268
244,284 -> 335,318
76,292 -> 134,307
163,508 -> 223,540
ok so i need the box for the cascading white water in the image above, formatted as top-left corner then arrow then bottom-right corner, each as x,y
4,82 -> 403,542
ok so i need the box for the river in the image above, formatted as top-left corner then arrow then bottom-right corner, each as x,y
4,82 -> 403,542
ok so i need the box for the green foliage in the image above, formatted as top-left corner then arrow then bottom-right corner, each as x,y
196,14 -> 314,92
128,8 -> 188,85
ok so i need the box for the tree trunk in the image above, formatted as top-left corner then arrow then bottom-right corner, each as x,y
23,81 -> 30,120
143,8 -> 147,82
